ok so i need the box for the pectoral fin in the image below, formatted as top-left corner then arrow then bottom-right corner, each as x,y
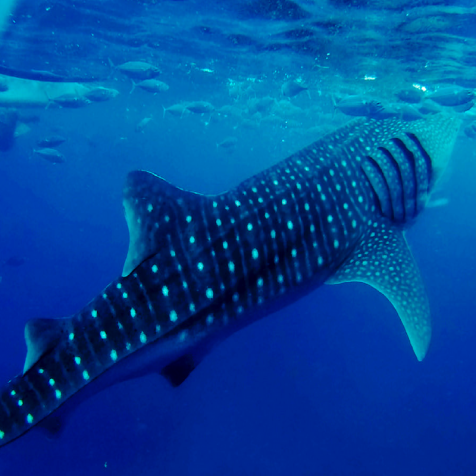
327,220 -> 431,361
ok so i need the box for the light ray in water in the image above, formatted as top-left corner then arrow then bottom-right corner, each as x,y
0,0 -> 17,36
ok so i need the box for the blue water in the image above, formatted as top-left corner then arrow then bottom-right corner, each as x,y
1,1 -> 476,474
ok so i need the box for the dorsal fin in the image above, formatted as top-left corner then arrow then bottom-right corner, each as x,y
122,170 -> 209,277
327,220 -> 431,361
24,318 -> 71,373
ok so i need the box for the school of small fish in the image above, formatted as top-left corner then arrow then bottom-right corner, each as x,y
0,59 -> 475,164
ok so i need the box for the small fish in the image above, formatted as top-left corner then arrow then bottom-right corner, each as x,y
426,86 -> 475,107
52,94 -> 91,108
281,119 -> 301,129
426,197 -> 449,208
260,114 -> 285,126
227,80 -> 253,99
14,123 -> 31,138
135,80 -> 169,94
374,103 -> 424,121
272,100 -> 303,117
464,123 -> 476,139
186,101 -> 215,114
239,118 -> 260,130
37,135 -> 67,148
217,137 -> 238,149
135,116 -> 153,133
163,103 -> 189,118
418,100 -> 441,115
117,61 -> 161,80
395,88 -> 424,104
217,104 -> 242,118
247,96 -> 275,114
2,256 -> 26,267
85,87 -> 120,102
281,79 -> 308,98
334,96 -> 384,118
453,101 -> 474,113
33,148 -> 65,164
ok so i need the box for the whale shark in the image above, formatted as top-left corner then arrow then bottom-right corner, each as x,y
0,114 -> 460,448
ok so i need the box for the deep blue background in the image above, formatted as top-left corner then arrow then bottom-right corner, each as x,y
0,1 -> 476,472
0,94 -> 475,476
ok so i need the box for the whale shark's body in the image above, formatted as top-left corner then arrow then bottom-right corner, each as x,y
0,115 -> 460,447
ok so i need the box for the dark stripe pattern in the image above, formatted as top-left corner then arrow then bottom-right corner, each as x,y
361,125 -> 434,224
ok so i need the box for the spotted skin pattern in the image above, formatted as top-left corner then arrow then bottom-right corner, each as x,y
0,115 -> 460,447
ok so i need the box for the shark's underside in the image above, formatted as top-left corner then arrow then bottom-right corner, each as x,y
0,114 -> 460,448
